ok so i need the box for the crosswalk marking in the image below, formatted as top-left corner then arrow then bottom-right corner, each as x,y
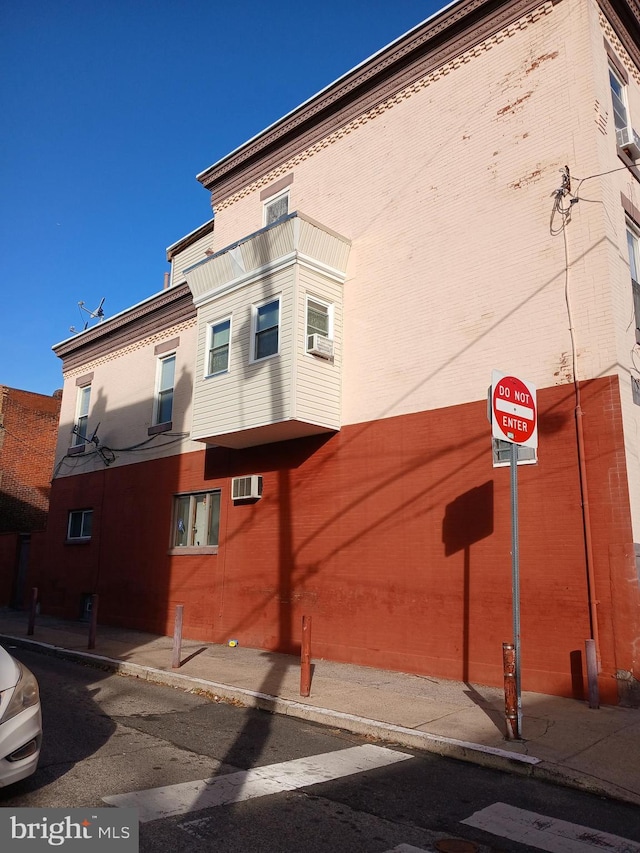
462,802 -> 640,852
103,744 -> 413,823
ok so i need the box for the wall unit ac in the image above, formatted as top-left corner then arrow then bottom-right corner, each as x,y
307,334 -> 334,359
616,126 -> 640,160
231,475 -> 263,501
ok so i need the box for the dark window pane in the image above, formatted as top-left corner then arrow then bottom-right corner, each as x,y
256,327 -> 278,359
69,513 -> 83,538
82,511 -> 93,538
157,389 -> 173,424
208,492 -> 221,546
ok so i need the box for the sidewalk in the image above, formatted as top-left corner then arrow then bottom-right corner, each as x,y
1,608 -> 639,807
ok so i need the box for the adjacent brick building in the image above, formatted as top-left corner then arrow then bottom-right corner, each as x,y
0,385 -> 61,605
31,0 -> 640,703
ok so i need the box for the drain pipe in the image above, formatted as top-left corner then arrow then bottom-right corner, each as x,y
574,386 -> 602,671
562,222 -> 602,673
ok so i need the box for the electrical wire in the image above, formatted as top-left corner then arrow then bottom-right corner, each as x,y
52,429 -> 191,473
549,165 -> 575,235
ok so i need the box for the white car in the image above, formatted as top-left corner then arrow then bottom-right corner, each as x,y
0,645 -> 42,786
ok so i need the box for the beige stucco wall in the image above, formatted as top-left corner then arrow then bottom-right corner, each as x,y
54,318 -> 201,477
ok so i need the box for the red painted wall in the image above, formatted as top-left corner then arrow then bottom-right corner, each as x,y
32,377 -> 639,703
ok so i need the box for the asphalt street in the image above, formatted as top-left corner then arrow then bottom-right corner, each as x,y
2,648 -> 639,853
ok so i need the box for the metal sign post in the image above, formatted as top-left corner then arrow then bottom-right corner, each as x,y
510,439 -> 522,737
491,370 -> 537,741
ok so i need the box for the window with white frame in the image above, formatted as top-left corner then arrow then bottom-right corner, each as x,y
252,298 -> 280,360
207,318 -> 231,376
73,384 -> 91,445
610,64 -> 629,132
306,297 -> 332,351
67,509 -> 93,540
154,353 -> 176,425
626,221 -> 640,343
173,491 -> 221,548
263,190 -> 289,226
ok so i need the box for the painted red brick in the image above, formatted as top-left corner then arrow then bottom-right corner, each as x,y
30,377 -> 638,703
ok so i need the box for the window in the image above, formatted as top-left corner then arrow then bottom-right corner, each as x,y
73,384 -> 91,445
207,318 -> 231,376
492,439 -> 537,467
67,509 -> 93,540
306,297 -> 332,350
610,65 -> 629,132
253,298 -> 280,360
173,491 -> 221,549
626,222 -> 640,343
263,190 -> 289,226
154,354 -> 176,425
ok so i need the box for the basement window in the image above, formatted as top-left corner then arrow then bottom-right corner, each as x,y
67,509 -> 93,541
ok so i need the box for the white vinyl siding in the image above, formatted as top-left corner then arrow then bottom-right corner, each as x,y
170,230 -> 214,288
190,257 -> 345,445
186,213 -> 349,446
295,269 -> 342,428
191,267 -> 295,440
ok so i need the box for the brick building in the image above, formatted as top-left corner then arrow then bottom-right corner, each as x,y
32,0 -> 640,703
0,385 -> 61,605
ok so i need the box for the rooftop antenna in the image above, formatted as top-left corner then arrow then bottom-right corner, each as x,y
70,297 -> 105,333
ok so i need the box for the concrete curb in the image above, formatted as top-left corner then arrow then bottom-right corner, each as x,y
3,633 -> 638,807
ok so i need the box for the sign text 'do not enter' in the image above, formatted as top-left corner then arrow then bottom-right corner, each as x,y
492,373 -> 537,447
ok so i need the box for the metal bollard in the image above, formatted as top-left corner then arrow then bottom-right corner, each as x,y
88,594 -> 99,649
585,638 -> 599,709
300,614 -> 312,697
503,642 -> 519,740
172,605 -> 184,669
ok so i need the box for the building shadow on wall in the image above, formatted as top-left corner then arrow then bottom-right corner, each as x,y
442,481 -> 502,732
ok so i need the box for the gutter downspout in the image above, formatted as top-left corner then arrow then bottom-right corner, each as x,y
574,385 -> 602,670
562,216 -> 602,671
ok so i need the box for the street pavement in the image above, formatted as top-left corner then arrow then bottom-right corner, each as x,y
1,608 -> 638,809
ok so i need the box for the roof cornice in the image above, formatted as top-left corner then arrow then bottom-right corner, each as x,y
197,0 -> 565,204
166,219 -> 214,261
53,283 -> 193,360
600,0 -> 640,68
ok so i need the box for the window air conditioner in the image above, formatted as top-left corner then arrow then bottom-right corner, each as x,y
307,334 -> 334,359
616,126 -> 640,160
231,475 -> 263,501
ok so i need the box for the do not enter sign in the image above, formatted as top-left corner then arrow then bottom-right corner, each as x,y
491,370 -> 538,448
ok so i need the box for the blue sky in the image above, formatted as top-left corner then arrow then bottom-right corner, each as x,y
1,1 -> 441,396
